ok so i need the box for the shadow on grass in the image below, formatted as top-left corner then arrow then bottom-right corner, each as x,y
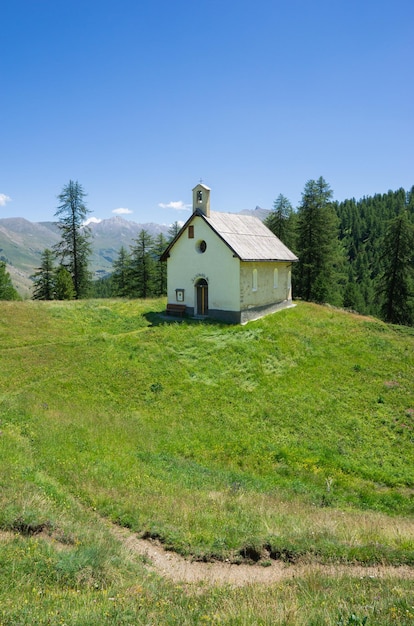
143,311 -> 229,327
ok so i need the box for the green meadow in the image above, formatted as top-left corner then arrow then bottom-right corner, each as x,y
1,299 -> 413,625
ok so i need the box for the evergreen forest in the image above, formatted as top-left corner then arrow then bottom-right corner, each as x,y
335,187 -> 414,324
105,182 -> 414,328
25,180 -> 414,327
265,181 -> 414,326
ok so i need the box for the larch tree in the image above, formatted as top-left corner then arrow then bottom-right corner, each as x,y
295,177 -> 342,304
54,180 -> 92,299
31,248 -> 56,300
264,194 -> 296,250
129,229 -> 155,298
152,232 -> 168,296
168,221 -> 181,241
0,262 -> 20,300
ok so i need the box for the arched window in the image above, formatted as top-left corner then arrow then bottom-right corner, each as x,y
252,269 -> 258,291
273,268 -> 279,289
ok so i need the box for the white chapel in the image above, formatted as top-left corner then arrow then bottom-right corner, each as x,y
161,183 -> 298,323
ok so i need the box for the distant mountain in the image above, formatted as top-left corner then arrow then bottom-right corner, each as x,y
83,217 -> 169,281
0,210 -> 270,297
238,206 -> 271,221
0,218 -> 61,296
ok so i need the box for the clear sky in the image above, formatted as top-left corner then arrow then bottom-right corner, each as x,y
1,0 -> 413,225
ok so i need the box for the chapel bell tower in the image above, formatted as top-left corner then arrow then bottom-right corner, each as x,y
192,183 -> 211,217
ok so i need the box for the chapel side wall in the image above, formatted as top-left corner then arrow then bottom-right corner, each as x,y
167,217 -> 240,312
240,261 -> 292,310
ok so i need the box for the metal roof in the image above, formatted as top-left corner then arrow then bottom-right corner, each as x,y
160,210 -> 298,262
204,211 -> 298,262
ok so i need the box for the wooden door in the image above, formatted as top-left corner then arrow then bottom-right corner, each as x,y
196,279 -> 208,315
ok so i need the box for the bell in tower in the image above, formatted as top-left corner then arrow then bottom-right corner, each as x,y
192,183 -> 211,217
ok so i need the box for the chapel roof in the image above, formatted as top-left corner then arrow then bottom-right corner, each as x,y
161,209 -> 298,263
204,211 -> 298,262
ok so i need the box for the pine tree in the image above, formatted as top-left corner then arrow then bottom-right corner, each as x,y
152,233 -> 168,296
32,249 -> 56,300
129,230 -> 155,298
295,177 -> 342,304
343,272 -> 366,313
54,180 -> 92,299
264,194 -> 296,250
112,246 -> 132,297
407,186 -> 414,218
89,275 -> 114,298
0,262 -> 20,300
379,211 -> 414,325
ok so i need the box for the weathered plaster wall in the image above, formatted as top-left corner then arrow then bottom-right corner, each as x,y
240,261 -> 292,311
167,216 -> 240,312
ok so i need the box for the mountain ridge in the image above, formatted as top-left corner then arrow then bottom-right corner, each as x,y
1,208 -> 270,296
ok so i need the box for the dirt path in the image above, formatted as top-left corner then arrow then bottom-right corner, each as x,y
2,525 -> 414,586
112,526 -> 414,587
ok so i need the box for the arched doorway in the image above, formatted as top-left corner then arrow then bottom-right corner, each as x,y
195,278 -> 208,316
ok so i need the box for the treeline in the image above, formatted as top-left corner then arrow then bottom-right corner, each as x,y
94,228 -> 175,299
336,188 -> 414,322
264,179 -> 414,326
3,177 -> 414,327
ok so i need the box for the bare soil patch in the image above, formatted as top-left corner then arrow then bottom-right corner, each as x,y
112,526 -> 414,587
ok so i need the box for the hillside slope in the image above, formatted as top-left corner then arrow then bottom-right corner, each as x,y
0,299 -> 413,624
1,300 -> 413,538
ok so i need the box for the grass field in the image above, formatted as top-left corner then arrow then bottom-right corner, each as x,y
1,298 -> 413,624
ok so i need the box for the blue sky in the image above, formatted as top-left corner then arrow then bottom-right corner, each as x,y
1,0 -> 413,225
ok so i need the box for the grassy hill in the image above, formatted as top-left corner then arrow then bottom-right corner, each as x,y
1,300 -> 413,625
